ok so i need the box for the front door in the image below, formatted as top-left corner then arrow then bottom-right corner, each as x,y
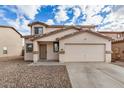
40,44 -> 47,59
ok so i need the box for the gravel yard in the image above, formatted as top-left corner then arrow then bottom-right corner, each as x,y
0,60 -> 71,88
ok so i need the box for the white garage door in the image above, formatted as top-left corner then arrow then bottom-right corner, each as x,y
64,44 -> 105,62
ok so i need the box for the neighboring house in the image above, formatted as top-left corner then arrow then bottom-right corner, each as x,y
24,22 -> 112,63
0,26 -> 23,59
99,31 -> 124,61
99,31 -> 124,40
112,39 -> 124,61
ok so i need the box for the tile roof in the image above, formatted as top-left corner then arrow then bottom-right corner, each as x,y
29,26 -> 81,41
28,21 -> 96,28
57,29 -> 113,41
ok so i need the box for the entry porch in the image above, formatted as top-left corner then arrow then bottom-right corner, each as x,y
33,41 -> 59,62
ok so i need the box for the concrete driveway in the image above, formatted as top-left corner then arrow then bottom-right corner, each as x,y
66,62 -> 124,88
112,61 -> 124,67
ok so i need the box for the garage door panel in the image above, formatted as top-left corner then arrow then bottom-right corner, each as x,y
64,44 -> 105,62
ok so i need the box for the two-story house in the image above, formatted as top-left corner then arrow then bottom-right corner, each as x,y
0,26 -> 23,61
24,22 -> 112,63
99,31 -> 124,40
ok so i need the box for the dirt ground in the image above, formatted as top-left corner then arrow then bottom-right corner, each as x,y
0,60 -> 71,88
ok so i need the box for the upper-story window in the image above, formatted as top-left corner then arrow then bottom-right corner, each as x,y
34,27 -> 43,35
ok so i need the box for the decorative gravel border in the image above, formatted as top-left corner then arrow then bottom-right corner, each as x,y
0,61 -> 72,88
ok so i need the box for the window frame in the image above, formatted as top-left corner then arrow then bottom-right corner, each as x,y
34,27 -> 43,35
3,47 -> 8,54
53,42 -> 59,52
26,43 -> 33,53
117,34 -> 121,38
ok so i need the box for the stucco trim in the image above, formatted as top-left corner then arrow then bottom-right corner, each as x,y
0,25 -> 22,37
98,31 -> 124,34
33,51 -> 39,54
112,39 -> 124,44
65,43 -> 106,45
105,51 -> 112,54
23,35 -> 35,39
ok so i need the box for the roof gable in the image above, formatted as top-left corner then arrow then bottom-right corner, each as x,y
57,30 -> 112,41
30,26 -> 81,41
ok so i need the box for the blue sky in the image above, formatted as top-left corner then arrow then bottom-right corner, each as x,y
0,5 -> 124,35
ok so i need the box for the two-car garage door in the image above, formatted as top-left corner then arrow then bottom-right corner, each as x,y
64,44 -> 105,62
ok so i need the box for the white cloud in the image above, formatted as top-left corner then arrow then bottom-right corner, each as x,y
2,17 -> 20,30
19,19 -> 30,35
0,10 -> 5,17
57,5 -> 105,25
0,5 -> 42,35
0,12 -> 4,17
80,5 -> 104,25
84,5 -> 104,15
1,14 -> 30,35
54,6 -> 83,24
45,19 -> 54,25
64,22 -> 74,25
101,6 -> 112,13
99,6 -> 124,31
55,6 -> 69,23
2,5 -> 124,34
84,15 -> 103,25
73,7 -> 81,18
16,5 -> 41,19
71,7 -> 81,24
20,17 -> 30,30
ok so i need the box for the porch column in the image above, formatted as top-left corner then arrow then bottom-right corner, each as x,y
33,41 -> 39,63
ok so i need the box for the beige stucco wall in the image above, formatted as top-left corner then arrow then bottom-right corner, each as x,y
35,29 -> 78,42
31,28 -> 78,62
0,27 -> 23,58
24,39 -> 33,61
59,32 -> 111,63
26,27 -> 112,63
31,24 -> 62,35
24,40 -> 59,61
32,41 -> 59,62
33,41 -> 39,62
112,42 -> 124,60
47,43 -> 59,60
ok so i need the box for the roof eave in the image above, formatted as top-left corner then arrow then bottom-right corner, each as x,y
58,30 -> 113,41
0,25 -> 22,38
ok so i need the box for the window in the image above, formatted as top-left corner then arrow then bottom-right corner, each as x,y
26,43 -> 33,53
34,27 -> 43,35
117,34 -> 121,38
53,42 -> 59,52
3,47 -> 7,54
